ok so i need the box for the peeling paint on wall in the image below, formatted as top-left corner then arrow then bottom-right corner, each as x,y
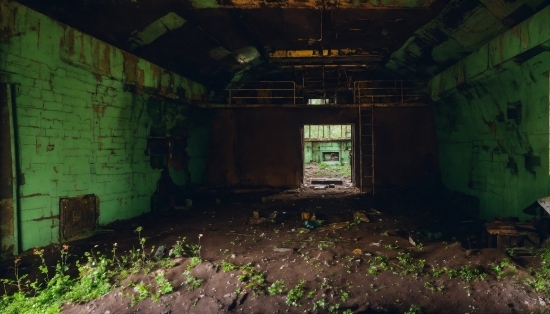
430,6 -> 550,220
0,2 -> 208,251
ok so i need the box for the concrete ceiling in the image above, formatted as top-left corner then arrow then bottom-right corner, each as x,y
15,0 -> 550,86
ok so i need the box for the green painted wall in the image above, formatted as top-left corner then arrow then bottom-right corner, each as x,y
0,2 -> 209,252
430,6 -> 550,220
305,141 -> 351,165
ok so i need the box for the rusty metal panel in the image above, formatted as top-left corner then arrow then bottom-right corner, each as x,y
59,195 -> 98,240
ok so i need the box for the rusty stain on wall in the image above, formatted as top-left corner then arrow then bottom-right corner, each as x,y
0,0 -> 17,40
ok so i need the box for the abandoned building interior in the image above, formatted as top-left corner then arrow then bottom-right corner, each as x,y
1,0 -> 550,313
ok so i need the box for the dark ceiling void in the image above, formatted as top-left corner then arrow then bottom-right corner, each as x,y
15,0 -> 550,87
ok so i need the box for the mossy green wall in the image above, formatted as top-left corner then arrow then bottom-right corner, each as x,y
430,6 -> 550,220
0,2 -> 209,252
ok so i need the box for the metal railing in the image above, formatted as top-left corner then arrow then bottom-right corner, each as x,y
353,80 -> 427,104
225,81 -> 300,105
210,80 -> 427,105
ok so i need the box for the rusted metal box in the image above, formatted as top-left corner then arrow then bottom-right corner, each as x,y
60,194 -> 98,240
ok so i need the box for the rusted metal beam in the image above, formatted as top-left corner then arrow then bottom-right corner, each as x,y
198,103 -> 429,108
190,0 -> 436,9
269,49 -> 380,58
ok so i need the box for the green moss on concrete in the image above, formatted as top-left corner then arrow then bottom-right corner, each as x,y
430,6 -> 550,220
0,2 -> 209,251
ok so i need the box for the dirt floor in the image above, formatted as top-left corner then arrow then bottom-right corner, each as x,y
2,187 -> 550,314
303,162 -> 352,187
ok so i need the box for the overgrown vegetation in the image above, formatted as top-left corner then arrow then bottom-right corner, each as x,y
218,261 -> 267,295
3,220 -> 549,314
314,162 -> 351,178
526,247 -> 550,297
286,280 -> 306,307
0,227 -> 201,314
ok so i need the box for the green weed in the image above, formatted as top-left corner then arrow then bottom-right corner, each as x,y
268,280 -> 286,296
286,280 -> 306,307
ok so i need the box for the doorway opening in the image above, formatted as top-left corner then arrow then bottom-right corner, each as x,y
302,124 -> 353,187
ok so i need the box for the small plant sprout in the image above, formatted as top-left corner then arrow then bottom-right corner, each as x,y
198,234 -> 203,258
267,280 -> 286,296
286,280 -> 306,307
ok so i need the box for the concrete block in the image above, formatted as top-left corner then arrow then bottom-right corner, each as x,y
9,74 -> 36,87
41,110 -> 66,121
17,94 -> 44,108
62,94 -> 88,107
52,86 -> 91,100
62,104 -> 74,113
45,128 -> 61,138
20,86 -> 42,98
20,219 -> 56,251
42,90 -> 55,102
43,101 -> 63,111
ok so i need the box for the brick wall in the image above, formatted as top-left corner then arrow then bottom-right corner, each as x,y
430,6 -> 550,220
0,2 -> 207,251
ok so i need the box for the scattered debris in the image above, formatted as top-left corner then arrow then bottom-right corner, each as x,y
427,231 -> 443,239
313,185 -> 328,190
352,248 -> 362,255
316,222 -> 350,232
154,245 -> 165,259
283,189 -> 300,194
268,211 -> 278,221
301,212 -> 311,220
408,236 -> 416,247
249,217 -> 268,225
367,208 -> 382,215
253,211 -> 260,219
273,247 -> 293,253
304,220 -> 324,229
353,211 -> 370,223
370,242 -> 381,246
